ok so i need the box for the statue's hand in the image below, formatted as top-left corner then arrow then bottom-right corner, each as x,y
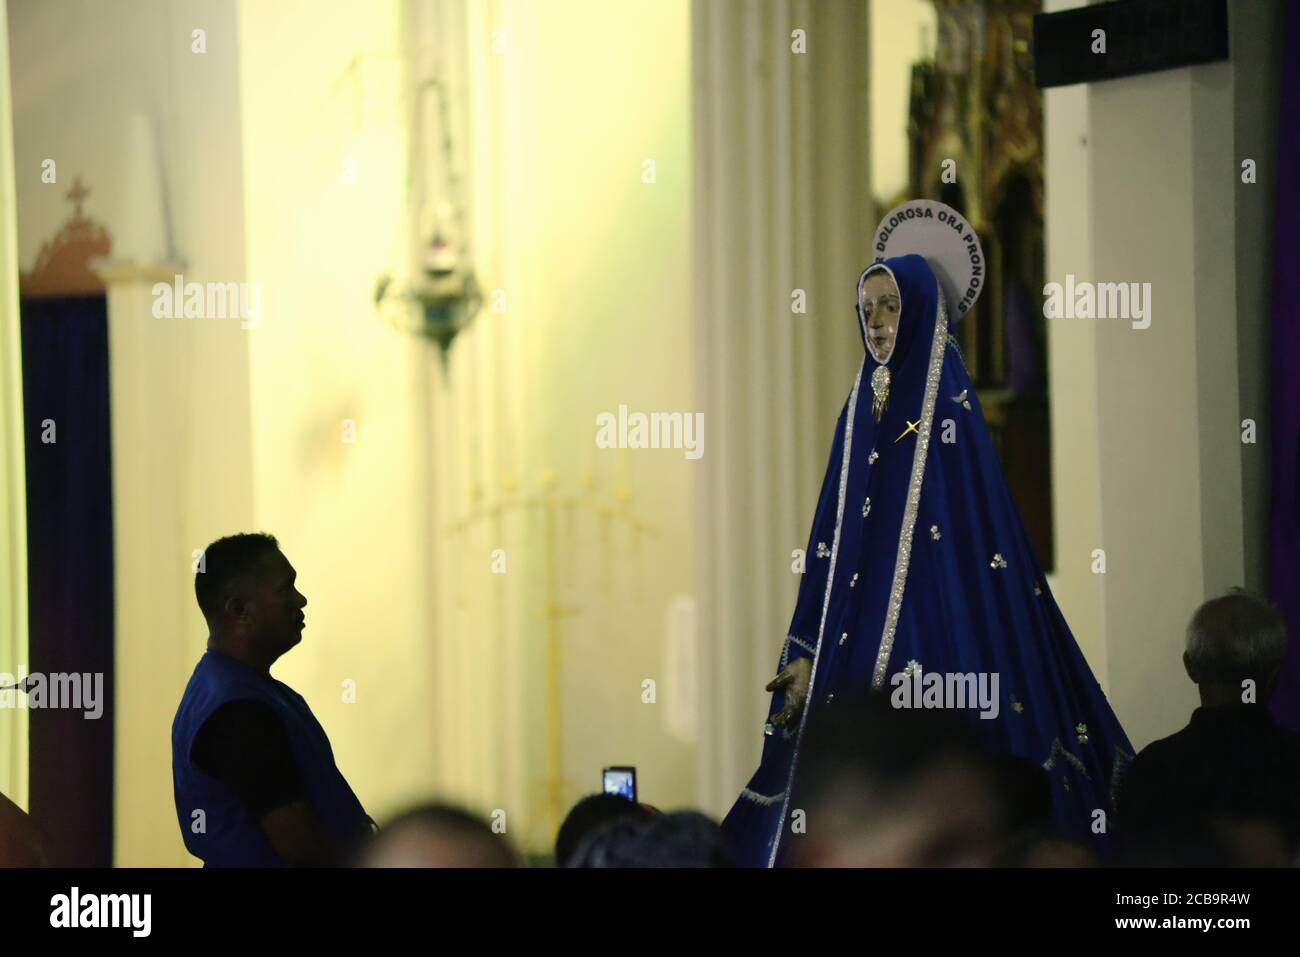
766,656 -> 813,727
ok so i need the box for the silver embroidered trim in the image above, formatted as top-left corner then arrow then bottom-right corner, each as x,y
947,332 -> 969,374
870,295 -> 949,689
778,634 -> 816,669
740,787 -> 786,807
1041,739 -> 1135,812
769,362 -> 864,868
787,635 -> 815,655
1041,736 -> 1091,778
1109,746 -> 1135,810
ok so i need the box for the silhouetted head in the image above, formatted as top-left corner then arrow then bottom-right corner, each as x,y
195,533 -> 307,668
1183,589 -> 1287,707
786,692 -> 1010,867
555,793 -> 654,867
358,804 -> 519,868
990,751 -> 1055,834
567,810 -> 734,868
993,824 -> 1097,868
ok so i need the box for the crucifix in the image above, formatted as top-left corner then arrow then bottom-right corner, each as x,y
66,177 -> 90,220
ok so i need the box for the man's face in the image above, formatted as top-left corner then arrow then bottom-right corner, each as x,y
237,549 -> 308,654
860,271 -> 901,363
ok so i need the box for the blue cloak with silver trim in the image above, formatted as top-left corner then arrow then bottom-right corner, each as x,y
720,254 -> 1134,866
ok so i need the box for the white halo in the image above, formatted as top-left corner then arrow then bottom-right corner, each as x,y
870,199 -> 986,320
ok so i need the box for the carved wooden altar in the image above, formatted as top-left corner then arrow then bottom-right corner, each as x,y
906,0 -> 1053,568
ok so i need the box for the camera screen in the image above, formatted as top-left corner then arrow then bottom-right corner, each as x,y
602,768 -> 635,801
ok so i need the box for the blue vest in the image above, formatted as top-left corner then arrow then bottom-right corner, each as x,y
171,650 -> 370,866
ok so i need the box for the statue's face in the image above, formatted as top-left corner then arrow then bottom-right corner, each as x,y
860,271 -> 901,363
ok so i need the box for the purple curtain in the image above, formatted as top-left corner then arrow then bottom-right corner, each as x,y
1268,1 -> 1300,733
20,295 -> 115,866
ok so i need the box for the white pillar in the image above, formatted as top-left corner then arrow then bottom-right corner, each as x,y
1043,0 -> 1107,692
691,0 -> 871,815
1087,62 -> 1244,749
1043,0 -> 1283,751
92,262 -> 195,865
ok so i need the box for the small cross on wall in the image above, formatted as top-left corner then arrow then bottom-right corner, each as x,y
67,176 -> 90,219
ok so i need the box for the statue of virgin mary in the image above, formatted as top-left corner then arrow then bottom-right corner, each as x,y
721,201 -> 1134,867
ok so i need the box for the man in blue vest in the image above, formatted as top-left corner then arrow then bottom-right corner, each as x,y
172,532 -> 372,866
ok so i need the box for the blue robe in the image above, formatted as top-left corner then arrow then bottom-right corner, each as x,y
721,254 -> 1134,866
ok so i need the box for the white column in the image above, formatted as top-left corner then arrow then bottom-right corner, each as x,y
93,264 -> 196,865
1042,0 -> 1107,689
1087,61 -> 1243,749
691,0 -> 871,815
1043,0 -> 1283,750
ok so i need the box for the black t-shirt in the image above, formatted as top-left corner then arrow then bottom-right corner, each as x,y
191,699 -> 306,819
